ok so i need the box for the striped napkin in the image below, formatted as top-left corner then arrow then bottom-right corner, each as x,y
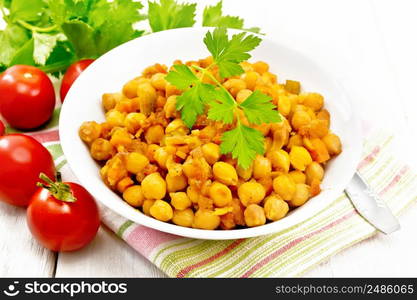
8,108 -> 417,277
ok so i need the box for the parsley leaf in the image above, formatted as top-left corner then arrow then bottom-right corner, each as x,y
61,20 -> 98,59
176,83 -> 215,128
166,64 -> 216,128
165,64 -> 199,90
148,0 -> 196,32
204,27 -> 261,78
207,88 -> 236,124
239,90 -> 282,125
220,124 -> 265,169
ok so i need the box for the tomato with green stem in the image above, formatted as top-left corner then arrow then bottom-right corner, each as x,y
27,173 -> 100,252
0,65 -> 56,130
60,59 -> 95,102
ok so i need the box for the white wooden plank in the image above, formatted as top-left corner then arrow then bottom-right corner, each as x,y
0,202 -> 56,277
55,226 -> 165,277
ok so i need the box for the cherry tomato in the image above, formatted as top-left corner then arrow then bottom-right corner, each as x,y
0,134 -> 55,206
0,65 -> 56,130
27,174 -> 100,252
60,59 -> 95,102
0,120 -> 5,136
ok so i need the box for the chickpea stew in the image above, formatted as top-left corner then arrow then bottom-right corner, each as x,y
79,56 -> 342,230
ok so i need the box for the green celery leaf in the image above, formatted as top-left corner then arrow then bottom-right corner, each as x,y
0,24 -> 31,67
40,41 -> 76,75
9,0 -> 46,22
148,0 -> 196,32
220,124 -> 265,169
203,1 -> 243,29
61,19 -> 98,58
33,32 -> 67,65
239,90 -> 281,125
89,0 -> 146,55
9,38 -> 35,66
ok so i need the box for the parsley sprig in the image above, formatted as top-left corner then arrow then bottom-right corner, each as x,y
165,28 -> 282,169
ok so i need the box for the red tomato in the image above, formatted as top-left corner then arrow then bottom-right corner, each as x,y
60,59 -> 95,102
0,120 -> 4,136
27,174 -> 100,252
0,134 -> 55,206
0,65 -> 56,130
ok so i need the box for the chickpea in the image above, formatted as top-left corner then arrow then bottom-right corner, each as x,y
223,79 -> 246,97
272,174 -> 296,201
141,172 -> 166,199
145,125 -> 164,144
154,147 -> 169,169
306,119 -> 329,138
90,138 -> 113,161
243,71 -> 260,90
187,185 -> 200,204
209,182 -> 232,207
150,73 -> 167,90
213,162 -> 238,186
150,200 -> 173,222
105,110 -> 125,128
317,109 -> 330,123
165,119 -> 189,136
252,61 -> 269,74
238,181 -> 266,206
193,210 -> 220,230
322,133 -> 342,156
257,176 -> 273,196
202,143 -> 220,165
126,152 -> 149,174
102,93 -> 122,111
291,110 -> 312,131
289,146 -> 312,171
170,192 -> 192,210
137,82 -> 157,116
244,204 -> 266,227
287,134 -> 303,150
166,173 -> 187,193
164,95 -> 178,118
165,82 -> 181,97
105,155 -> 128,187
79,121 -> 102,143
230,198 -> 245,226
278,95 -> 292,117
142,199 -> 155,216
267,149 -> 290,173
303,93 -> 324,111
123,185 -> 144,207
253,155 -> 272,179
172,208 -> 194,227
124,112 -> 146,134
123,79 -> 139,98
236,89 -> 252,103
237,164 -> 253,181
289,170 -> 307,184
305,162 -> 324,185
110,127 -> 132,148
288,184 -> 311,207
264,195 -> 289,221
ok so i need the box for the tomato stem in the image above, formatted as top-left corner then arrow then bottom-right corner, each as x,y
37,173 -> 77,203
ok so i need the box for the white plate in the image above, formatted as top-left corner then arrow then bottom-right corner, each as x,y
60,27 -> 362,240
